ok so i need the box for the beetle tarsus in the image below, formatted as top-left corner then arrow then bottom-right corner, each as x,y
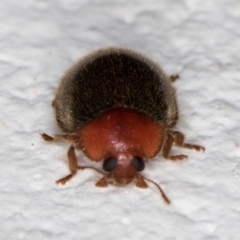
41,133 -> 54,141
183,143 -> 205,152
56,172 -> 77,185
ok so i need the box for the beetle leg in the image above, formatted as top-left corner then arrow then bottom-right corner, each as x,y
162,131 -> 188,161
169,74 -> 179,82
56,145 -> 79,184
41,133 -> 78,143
170,131 -> 205,152
55,145 -> 106,185
162,130 -> 205,161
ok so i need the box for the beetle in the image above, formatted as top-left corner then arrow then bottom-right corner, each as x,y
42,47 -> 204,204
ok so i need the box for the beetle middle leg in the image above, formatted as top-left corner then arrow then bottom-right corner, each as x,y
41,133 -> 78,143
42,133 -> 106,185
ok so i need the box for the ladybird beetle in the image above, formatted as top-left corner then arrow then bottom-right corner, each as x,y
42,47 -> 204,204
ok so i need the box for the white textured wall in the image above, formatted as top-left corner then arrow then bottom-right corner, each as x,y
1,1 -> 240,239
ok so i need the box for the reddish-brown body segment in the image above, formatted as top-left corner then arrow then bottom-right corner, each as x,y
80,107 -> 163,161
79,107 -> 164,185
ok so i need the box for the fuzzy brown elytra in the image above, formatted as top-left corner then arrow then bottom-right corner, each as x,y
42,47 -> 204,204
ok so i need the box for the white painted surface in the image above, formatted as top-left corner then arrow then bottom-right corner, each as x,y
1,1 -> 240,239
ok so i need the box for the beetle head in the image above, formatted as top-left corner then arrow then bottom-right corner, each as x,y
100,153 -> 145,185
93,152 -> 170,204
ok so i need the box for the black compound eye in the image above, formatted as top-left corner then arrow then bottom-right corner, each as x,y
103,157 -> 118,172
132,157 -> 145,172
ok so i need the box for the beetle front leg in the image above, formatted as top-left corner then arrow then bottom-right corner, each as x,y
41,133 -> 78,143
56,145 -> 80,185
162,130 -> 204,161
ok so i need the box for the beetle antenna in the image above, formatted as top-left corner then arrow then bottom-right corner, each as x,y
142,175 -> 171,204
